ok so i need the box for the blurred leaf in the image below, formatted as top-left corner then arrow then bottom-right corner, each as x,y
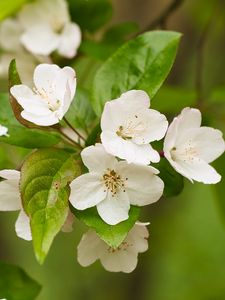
80,22 -> 139,61
73,206 -> 140,248
153,85 -> 196,113
85,123 -> 101,146
209,86 -> 225,104
20,148 -> 81,264
0,261 -> 41,300
65,87 -> 96,134
92,30 -> 181,116
154,158 -> 184,197
68,0 -> 112,33
214,154 -> 225,223
0,93 -> 61,148
0,0 -> 30,21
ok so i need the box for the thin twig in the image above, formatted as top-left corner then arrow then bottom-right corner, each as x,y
63,117 -> 86,142
59,129 -> 83,150
139,0 -> 185,34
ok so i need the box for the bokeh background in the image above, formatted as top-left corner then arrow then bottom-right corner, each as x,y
1,0 -> 225,299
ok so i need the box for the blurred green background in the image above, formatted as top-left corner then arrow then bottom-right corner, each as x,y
0,0 -> 225,299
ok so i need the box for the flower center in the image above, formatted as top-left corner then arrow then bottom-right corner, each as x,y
34,87 -> 61,112
103,169 -> 127,196
107,241 -> 132,253
116,115 -> 146,141
171,142 -> 198,162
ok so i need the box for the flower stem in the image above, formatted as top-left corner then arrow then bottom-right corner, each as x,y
59,129 -> 83,150
63,117 -> 86,142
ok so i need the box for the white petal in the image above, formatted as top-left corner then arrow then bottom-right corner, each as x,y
97,191 -> 130,225
101,131 -> 160,164
58,22 -> 81,58
21,24 -> 60,56
100,247 -> 138,273
117,162 -> 164,206
15,209 -> 32,241
188,127 -> 225,163
0,169 -> 20,180
61,66 -> 76,101
77,230 -> 107,267
81,144 -> 117,173
69,173 -> 106,210
33,63 -> 60,93
0,175 -> 21,211
0,18 -> 23,52
10,85 -> 50,115
168,157 -> 221,184
132,109 -> 168,144
126,223 -> 149,253
21,110 -> 59,126
101,90 -> 150,132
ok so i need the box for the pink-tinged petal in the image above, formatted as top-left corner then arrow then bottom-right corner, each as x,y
101,131 -> 159,164
58,22 -> 81,58
117,162 -> 164,206
15,209 -> 32,241
97,191 -> 130,225
168,157 -> 221,184
21,24 -> 60,56
77,230 -> 107,267
81,144 -> 117,173
10,85 -> 50,115
21,110 -> 59,126
69,173 -> 106,210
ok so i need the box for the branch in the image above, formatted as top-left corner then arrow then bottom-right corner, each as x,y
139,0 -> 185,34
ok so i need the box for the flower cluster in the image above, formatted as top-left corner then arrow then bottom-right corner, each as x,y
0,62 -> 224,273
0,0 -> 81,82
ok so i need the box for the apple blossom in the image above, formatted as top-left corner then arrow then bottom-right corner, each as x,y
77,222 -> 149,273
10,63 -> 76,126
69,144 -> 164,225
164,107 -> 225,184
0,124 -> 9,137
101,90 -> 168,165
0,170 -> 32,241
18,0 -> 81,58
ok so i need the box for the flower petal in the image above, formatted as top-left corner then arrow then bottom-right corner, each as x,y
117,162 -> 164,206
10,84 -> 50,115
21,24 -> 60,56
0,18 -> 22,52
0,173 -> 21,211
21,110 -> 59,126
58,22 -> 81,58
61,210 -> 74,233
97,191 -> 130,225
126,223 -> 149,253
0,169 -> 20,180
81,144 -> 117,173
168,157 -> 221,184
15,209 -> 32,241
69,173 -> 106,210
77,230 -> 107,267
101,131 -> 160,164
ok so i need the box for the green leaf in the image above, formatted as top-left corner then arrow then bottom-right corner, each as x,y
0,262 -> 41,300
0,93 -> 61,148
65,87 -> 96,134
73,206 -> 140,248
92,30 -> 182,116
68,0 -> 112,33
154,158 -> 184,197
20,148 -> 81,264
0,0 -> 30,21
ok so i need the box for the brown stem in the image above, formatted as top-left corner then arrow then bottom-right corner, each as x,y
63,117 -> 86,142
59,129 -> 83,150
139,0 -> 185,34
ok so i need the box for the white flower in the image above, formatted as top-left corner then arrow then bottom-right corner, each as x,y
69,144 -> 164,225
0,170 -> 32,241
164,107 -> 225,184
18,0 -> 81,58
0,125 -> 9,137
10,63 -> 76,126
77,222 -> 149,273
101,90 -> 168,165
